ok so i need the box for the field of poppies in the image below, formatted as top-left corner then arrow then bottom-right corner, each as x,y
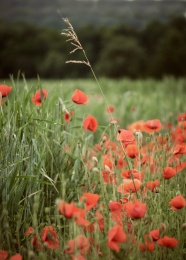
0,75 -> 186,260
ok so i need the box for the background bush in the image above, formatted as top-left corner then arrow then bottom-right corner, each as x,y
1,16 -> 186,79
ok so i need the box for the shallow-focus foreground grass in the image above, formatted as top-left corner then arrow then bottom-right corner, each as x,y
0,76 -> 186,260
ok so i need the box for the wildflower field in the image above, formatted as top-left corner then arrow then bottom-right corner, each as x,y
0,75 -> 186,260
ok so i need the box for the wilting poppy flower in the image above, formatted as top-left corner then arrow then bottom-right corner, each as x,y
124,200 -> 147,219
31,89 -> 48,106
107,225 -> 126,252
58,200 -> 76,218
0,250 -> 8,260
138,241 -> 155,252
109,201 -> 123,225
41,226 -> 59,249
83,220 -> 95,233
0,84 -> 12,98
95,210 -> 104,231
64,111 -> 74,122
169,195 -> 186,210
117,179 -> 141,194
72,89 -> 87,105
106,105 -> 115,113
117,129 -> 136,147
163,167 -> 177,179
79,193 -> 100,210
143,119 -> 162,134
157,236 -> 178,248
102,170 -> 116,185
66,235 -> 90,255
9,254 -> 22,260
31,235 -> 44,250
83,115 -> 98,132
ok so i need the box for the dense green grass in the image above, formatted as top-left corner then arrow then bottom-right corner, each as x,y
0,77 -> 186,259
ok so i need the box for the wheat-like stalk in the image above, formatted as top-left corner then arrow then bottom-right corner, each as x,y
62,18 -> 90,67
62,18 -> 140,197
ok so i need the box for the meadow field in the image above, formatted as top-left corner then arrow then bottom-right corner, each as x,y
0,76 -> 186,260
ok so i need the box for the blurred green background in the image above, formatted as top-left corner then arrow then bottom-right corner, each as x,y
1,0 -> 186,79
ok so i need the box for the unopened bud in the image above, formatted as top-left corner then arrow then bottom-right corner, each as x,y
160,223 -> 166,231
102,136 -> 107,142
92,167 -> 99,173
104,165 -> 111,172
92,156 -> 98,163
182,223 -> 186,230
110,120 -> 117,125
135,131 -> 143,146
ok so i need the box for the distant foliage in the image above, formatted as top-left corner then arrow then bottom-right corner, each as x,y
0,16 -> 186,78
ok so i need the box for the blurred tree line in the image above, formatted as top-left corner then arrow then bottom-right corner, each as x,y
1,16 -> 186,79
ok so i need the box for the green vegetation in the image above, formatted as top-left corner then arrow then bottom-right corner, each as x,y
0,76 -> 186,259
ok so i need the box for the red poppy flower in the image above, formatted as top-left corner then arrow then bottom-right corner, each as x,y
173,162 -> 186,173
117,179 -> 141,194
0,250 -> 8,260
24,226 -> 34,236
83,115 -> 98,132
103,157 -> 113,170
126,144 -> 138,158
0,84 -> 12,98
9,254 -> 22,260
31,89 -> 48,106
121,169 -> 144,181
73,208 -> 86,226
169,195 -> 186,210
66,235 -> 90,255
117,158 -> 127,169
173,144 -> 186,155
127,120 -> 145,132
107,225 -> 126,252
124,200 -> 147,219
79,193 -> 100,210
72,89 -> 87,105
146,179 -> 160,192
157,236 -> 178,248
163,167 -> 177,179
41,226 -> 59,249
148,229 -> 160,241
143,119 -> 162,134
58,200 -> 76,218
117,129 -> 136,147
177,113 -> 186,122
